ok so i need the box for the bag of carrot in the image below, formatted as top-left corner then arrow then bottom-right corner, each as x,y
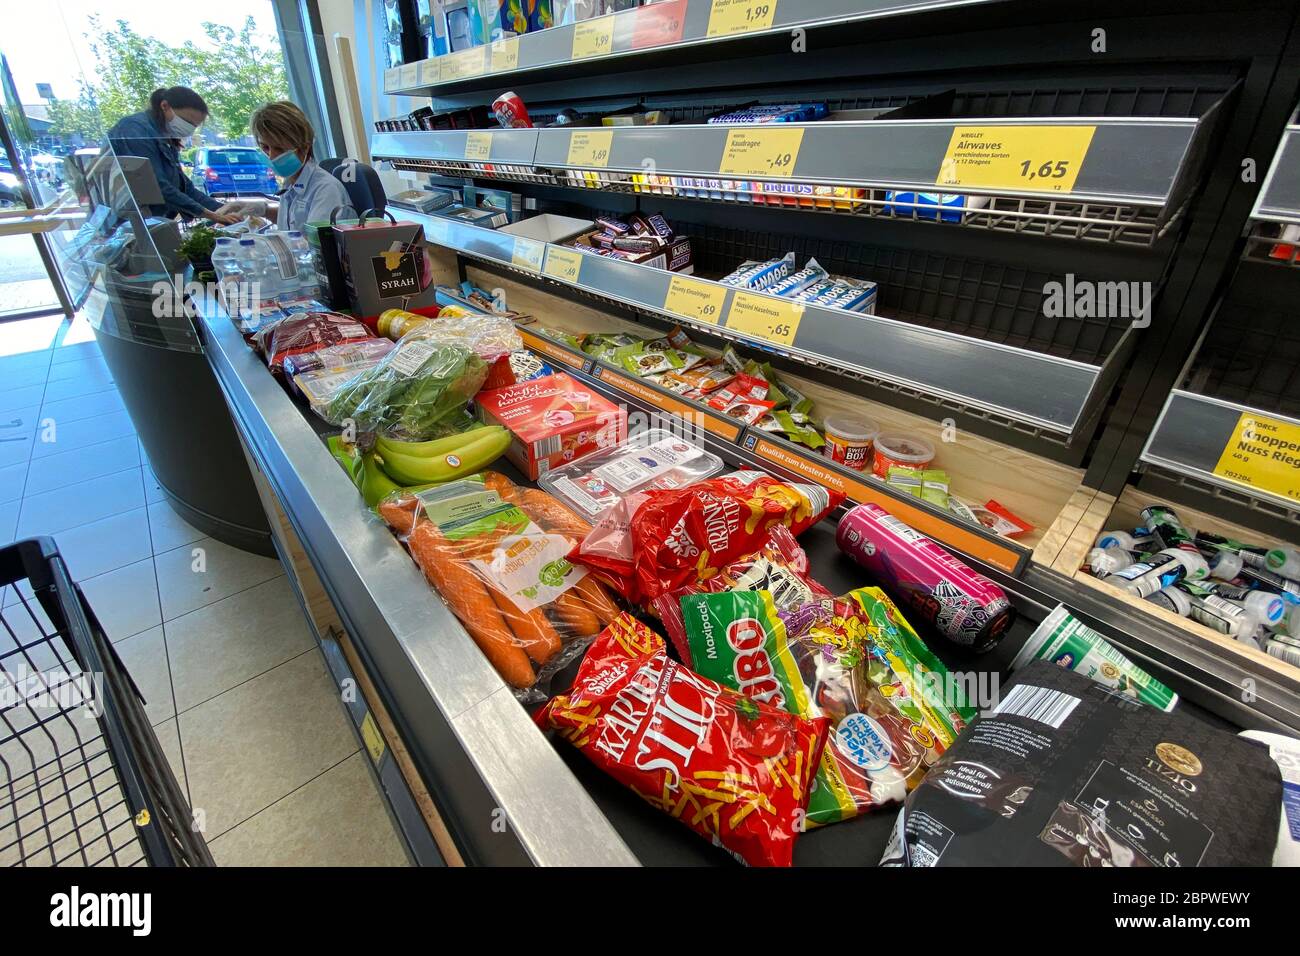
376,473 -> 623,698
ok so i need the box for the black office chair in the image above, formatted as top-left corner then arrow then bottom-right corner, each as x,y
320,158 -> 387,216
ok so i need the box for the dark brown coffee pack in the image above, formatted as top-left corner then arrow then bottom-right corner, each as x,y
882,661 -> 1282,867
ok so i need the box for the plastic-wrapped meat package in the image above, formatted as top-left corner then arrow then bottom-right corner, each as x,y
258,311 -> 373,374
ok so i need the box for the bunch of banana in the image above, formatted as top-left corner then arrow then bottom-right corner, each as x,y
374,425 -> 511,486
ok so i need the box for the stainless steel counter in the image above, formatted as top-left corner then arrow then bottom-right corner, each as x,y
195,296 -> 637,867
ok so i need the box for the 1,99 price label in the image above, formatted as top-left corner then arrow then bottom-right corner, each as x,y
543,247 -> 585,283
718,127 -> 804,178
567,130 -> 614,167
707,0 -> 778,37
490,37 -> 519,72
936,125 -> 1096,193
572,15 -> 616,59
725,292 -> 803,346
465,131 -> 493,162
664,275 -> 727,326
1213,412 -> 1300,503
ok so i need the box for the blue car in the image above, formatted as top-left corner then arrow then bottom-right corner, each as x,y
191,146 -> 278,197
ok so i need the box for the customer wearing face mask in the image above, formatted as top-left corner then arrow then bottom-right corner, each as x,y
105,86 -> 238,224
250,101 -> 351,232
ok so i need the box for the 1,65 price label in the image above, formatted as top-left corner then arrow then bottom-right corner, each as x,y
573,15 -> 616,59
725,292 -> 803,346
936,125 -> 1096,193
543,246 -> 585,283
567,130 -> 614,167
1213,412 -> 1300,503
719,127 -> 804,178
465,131 -> 493,162
664,275 -> 727,326
707,0 -> 777,37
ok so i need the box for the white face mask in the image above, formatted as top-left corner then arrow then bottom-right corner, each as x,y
166,114 -> 197,140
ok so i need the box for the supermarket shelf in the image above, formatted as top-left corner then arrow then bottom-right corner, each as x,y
1251,121 -> 1300,224
401,208 -> 1102,435
194,295 -> 638,868
1140,390 -> 1300,517
383,0 -> 1003,96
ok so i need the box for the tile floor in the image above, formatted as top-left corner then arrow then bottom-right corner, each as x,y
1,314 -> 408,867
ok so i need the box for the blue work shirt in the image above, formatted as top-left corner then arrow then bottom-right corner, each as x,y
277,160 -> 352,232
104,111 -> 222,219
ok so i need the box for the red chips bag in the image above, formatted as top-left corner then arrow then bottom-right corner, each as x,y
537,613 -> 828,867
575,470 -> 843,604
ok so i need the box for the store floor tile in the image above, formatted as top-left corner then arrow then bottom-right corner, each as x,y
208,752 -> 409,867
1,364 -> 51,392
114,625 -> 175,727
77,557 -> 163,643
165,576 -> 313,713
0,316 -> 62,357
0,384 -> 46,414
40,368 -> 116,403
15,467 -> 145,538
177,649 -> 357,838
0,462 -> 26,502
44,355 -> 109,384
39,387 -> 126,427
154,718 -> 188,804
41,505 -> 153,583
153,537 -> 284,622
145,499 -> 205,553
29,409 -> 135,459
23,435 -> 141,495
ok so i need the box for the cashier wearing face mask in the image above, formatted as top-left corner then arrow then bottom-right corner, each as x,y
250,101 -> 351,233
105,86 -> 238,224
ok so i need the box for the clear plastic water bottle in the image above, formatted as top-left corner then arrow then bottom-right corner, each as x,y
211,237 -> 240,282
287,230 -> 321,300
237,237 -> 274,312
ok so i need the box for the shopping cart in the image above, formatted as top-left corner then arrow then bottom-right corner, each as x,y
1,537 -> 212,866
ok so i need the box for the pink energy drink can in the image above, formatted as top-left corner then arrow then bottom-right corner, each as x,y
836,503 -> 1015,653
491,91 -> 533,129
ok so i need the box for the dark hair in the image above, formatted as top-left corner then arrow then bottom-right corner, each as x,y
149,86 -> 208,123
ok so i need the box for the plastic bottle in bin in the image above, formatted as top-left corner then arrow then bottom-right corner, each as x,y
287,230 -> 321,300
835,503 -> 1015,652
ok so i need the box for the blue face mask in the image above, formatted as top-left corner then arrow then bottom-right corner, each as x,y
270,149 -> 303,178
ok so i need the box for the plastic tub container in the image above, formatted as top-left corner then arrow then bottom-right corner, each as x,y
822,415 -> 879,471
871,432 -> 935,479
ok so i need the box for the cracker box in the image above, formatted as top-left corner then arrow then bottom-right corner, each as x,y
474,372 -> 627,479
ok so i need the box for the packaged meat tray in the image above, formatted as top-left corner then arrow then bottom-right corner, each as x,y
537,429 -> 725,518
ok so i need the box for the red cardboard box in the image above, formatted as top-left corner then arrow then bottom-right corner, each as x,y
475,373 -> 626,480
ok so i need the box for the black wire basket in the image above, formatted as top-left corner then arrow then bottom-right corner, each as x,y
1,538 -> 212,866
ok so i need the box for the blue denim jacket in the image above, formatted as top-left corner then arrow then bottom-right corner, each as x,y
105,111 -> 221,219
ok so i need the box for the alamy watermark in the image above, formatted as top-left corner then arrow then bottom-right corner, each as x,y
1042,273 -> 1152,328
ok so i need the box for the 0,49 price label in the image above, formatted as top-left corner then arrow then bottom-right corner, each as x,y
572,15 -> 616,59
936,125 -> 1096,193
664,275 -> 727,326
707,0 -> 777,37
1212,412 -> 1300,503
543,246 -> 585,283
725,291 -> 803,346
719,127 -> 804,178
567,130 -> 614,168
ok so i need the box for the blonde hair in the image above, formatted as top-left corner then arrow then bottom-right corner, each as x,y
250,101 -> 315,158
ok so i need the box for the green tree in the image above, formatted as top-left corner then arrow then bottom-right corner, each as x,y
45,15 -> 288,144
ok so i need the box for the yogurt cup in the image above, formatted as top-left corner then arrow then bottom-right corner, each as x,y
871,432 -> 935,478
822,415 -> 879,471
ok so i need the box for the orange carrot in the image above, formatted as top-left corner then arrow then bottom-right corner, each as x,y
406,522 -> 535,689
488,588 -> 563,666
554,589 -> 602,636
574,575 -> 621,626
378,500 -> 416,534
483,473 -> 593,539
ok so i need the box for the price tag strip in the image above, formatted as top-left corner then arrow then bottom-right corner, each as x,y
725,291 -> 803,346
748,436 -> 1026,573
543,246 -> 586,283
511,237 -> 545,272
936,125 -> 1097,194
1213,412 -> 1300,504
490,37 -> 520,72
465,131 -> 493,162
718,127 -> 804,178
400,63 -> 420,88
573,15 -> 617,59
664,275 -> 728,326
441,47 -> 487,82
707,0 -> 778,38
518,328 -> 589,371
566,130 -> 614,168
595,368 -> 743,441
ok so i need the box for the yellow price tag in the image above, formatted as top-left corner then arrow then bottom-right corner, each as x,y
417,59 -> 439,85
490,37 -> 519,72
567,130 -> 614,168
1213,412 -> 1300,504
936,125 -> 1097,193
572,15 -> 616,59
543,246 -> 585,283
360,712 -> 386,765
384,67 -> 401,92
400,63 -> 420,88
511,238 -> 544,272
726,291 -> 803,346
664,275 -> 727,326
707,0 -> 777,37
440,47 -> 486,81
465,131 -> 493,162
719,128 -> 803,178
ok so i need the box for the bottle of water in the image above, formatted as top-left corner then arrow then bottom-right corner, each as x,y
212,237 -> 243,312
211,237 -> 240,282
237,238 -> 274,315
286,230 -> 321,300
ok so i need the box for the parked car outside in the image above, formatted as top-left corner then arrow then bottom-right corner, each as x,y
190,146 -> 278,197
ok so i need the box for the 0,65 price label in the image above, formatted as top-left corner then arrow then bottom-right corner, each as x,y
465,131 -> 493,162
726,291 -> 803,346
707,0 -> 777,37
664,275 -> 727,326
567,130 -> 614,168
719,127 -> 804,178
1213,412 -> 1300,503
572,15 -> 616,59
936,125 -> 1096,193
543,246 -> 585,283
